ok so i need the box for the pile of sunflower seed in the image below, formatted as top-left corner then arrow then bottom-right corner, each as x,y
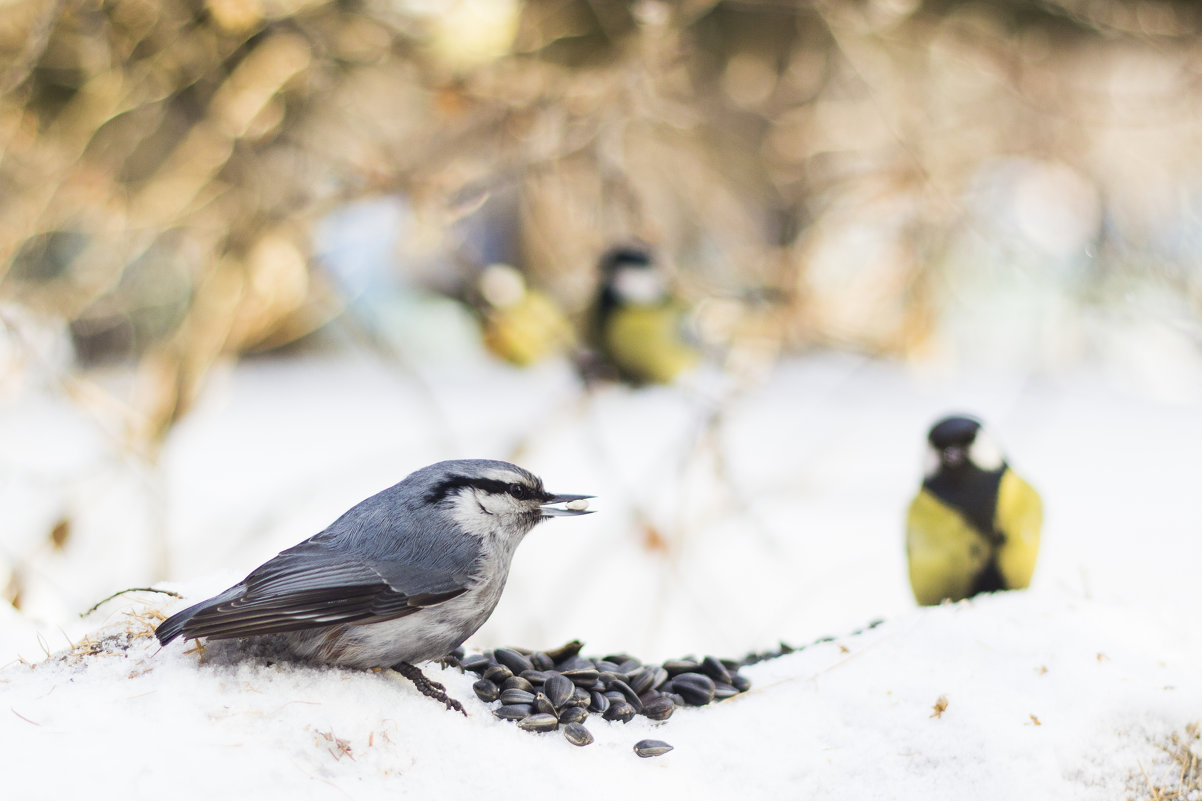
454,640 -> 751,753
738,618 -> 885,667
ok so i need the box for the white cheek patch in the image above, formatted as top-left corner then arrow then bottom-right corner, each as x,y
923,444 -> 941,478
479,264 -> 526,309
474,491 -> 516,517
612,268 -> 667,305
448,492 -> 501,539
969,430 -> 1005,471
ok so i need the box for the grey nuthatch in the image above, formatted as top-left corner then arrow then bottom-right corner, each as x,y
156,459 -> 592,712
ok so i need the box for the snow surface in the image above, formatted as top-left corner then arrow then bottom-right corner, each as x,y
2,349 -> 1201,799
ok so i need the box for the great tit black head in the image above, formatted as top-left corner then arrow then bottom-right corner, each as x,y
600,246 -> 653,273
925,414 -> 1005,476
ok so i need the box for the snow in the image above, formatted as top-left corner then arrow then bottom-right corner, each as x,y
2,348 -> 1200,799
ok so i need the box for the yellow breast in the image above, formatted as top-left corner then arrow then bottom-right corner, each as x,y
905,469 -> 1042,605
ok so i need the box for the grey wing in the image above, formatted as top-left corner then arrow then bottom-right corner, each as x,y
156,541 -> 471,643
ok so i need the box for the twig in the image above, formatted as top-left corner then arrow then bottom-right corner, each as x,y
81,587 -> 182,617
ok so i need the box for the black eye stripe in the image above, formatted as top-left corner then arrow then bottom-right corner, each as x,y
423,475 -> 546,505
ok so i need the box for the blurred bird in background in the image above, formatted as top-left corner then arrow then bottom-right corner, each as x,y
905,415 -> 1042,606
585,245 -> 700,385
474,263 -> 576,367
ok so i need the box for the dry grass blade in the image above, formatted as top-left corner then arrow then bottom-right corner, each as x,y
1130,724 -> 1202,801
81,587 -> 182,617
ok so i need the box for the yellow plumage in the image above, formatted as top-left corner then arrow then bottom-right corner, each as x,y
601,304 -> 699,385
482,290 -> 575,367
906,468 -> 1042,606
993,469 -> 1042,590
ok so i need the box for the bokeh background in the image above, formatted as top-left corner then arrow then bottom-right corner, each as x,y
3,0 -> 1202,661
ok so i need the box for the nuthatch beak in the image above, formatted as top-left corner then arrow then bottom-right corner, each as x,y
541,494 -> 594,517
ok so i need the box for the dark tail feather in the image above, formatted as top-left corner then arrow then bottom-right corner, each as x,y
156,599 -> 210,645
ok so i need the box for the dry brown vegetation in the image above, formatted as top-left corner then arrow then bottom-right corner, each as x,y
1132,723 -> 1202,801
3,0 -> 1202,453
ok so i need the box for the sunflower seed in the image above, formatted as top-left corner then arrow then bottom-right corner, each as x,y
633,739 -> 673,758
562,722 -> 593,747
502,676 -> 534,693
544,674 -> 575,708
602,702 -> 637,723
493,704 -> 533,721
700,656 -> 732,685
642,695 -> 676,721
662,658 -> 699,676
638,688 -> 662,706
628,666 -> 657,695
669,672 -> 716,706
588,691 -> 610,714
499,688 -> 536,706
562,668 -> 600,687
731,673 -> 751,692
606,679 -> 644,712
557,655 -> 595,672
530,652 -> 555,671
713,682 -> 739,700
520,669 -> 550,685
460,653 -> 492,673
517,713 -> 559,733
483,664 -> 513,685
534,693 -> 556,716
558,706 -> 588,725
494,648 -> 534,675
616,658 -> 642,674
472,679 -> 500,703
570,686 -> 591,707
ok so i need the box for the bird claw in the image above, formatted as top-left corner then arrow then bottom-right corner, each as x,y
393,661 -> 467,716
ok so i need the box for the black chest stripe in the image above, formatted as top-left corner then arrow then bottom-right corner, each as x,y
924,467 -> 1005,542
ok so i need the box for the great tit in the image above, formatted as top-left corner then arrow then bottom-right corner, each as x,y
475,263 -> 575,367
905,415 -> 1042,606
587,246 -> 699,385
